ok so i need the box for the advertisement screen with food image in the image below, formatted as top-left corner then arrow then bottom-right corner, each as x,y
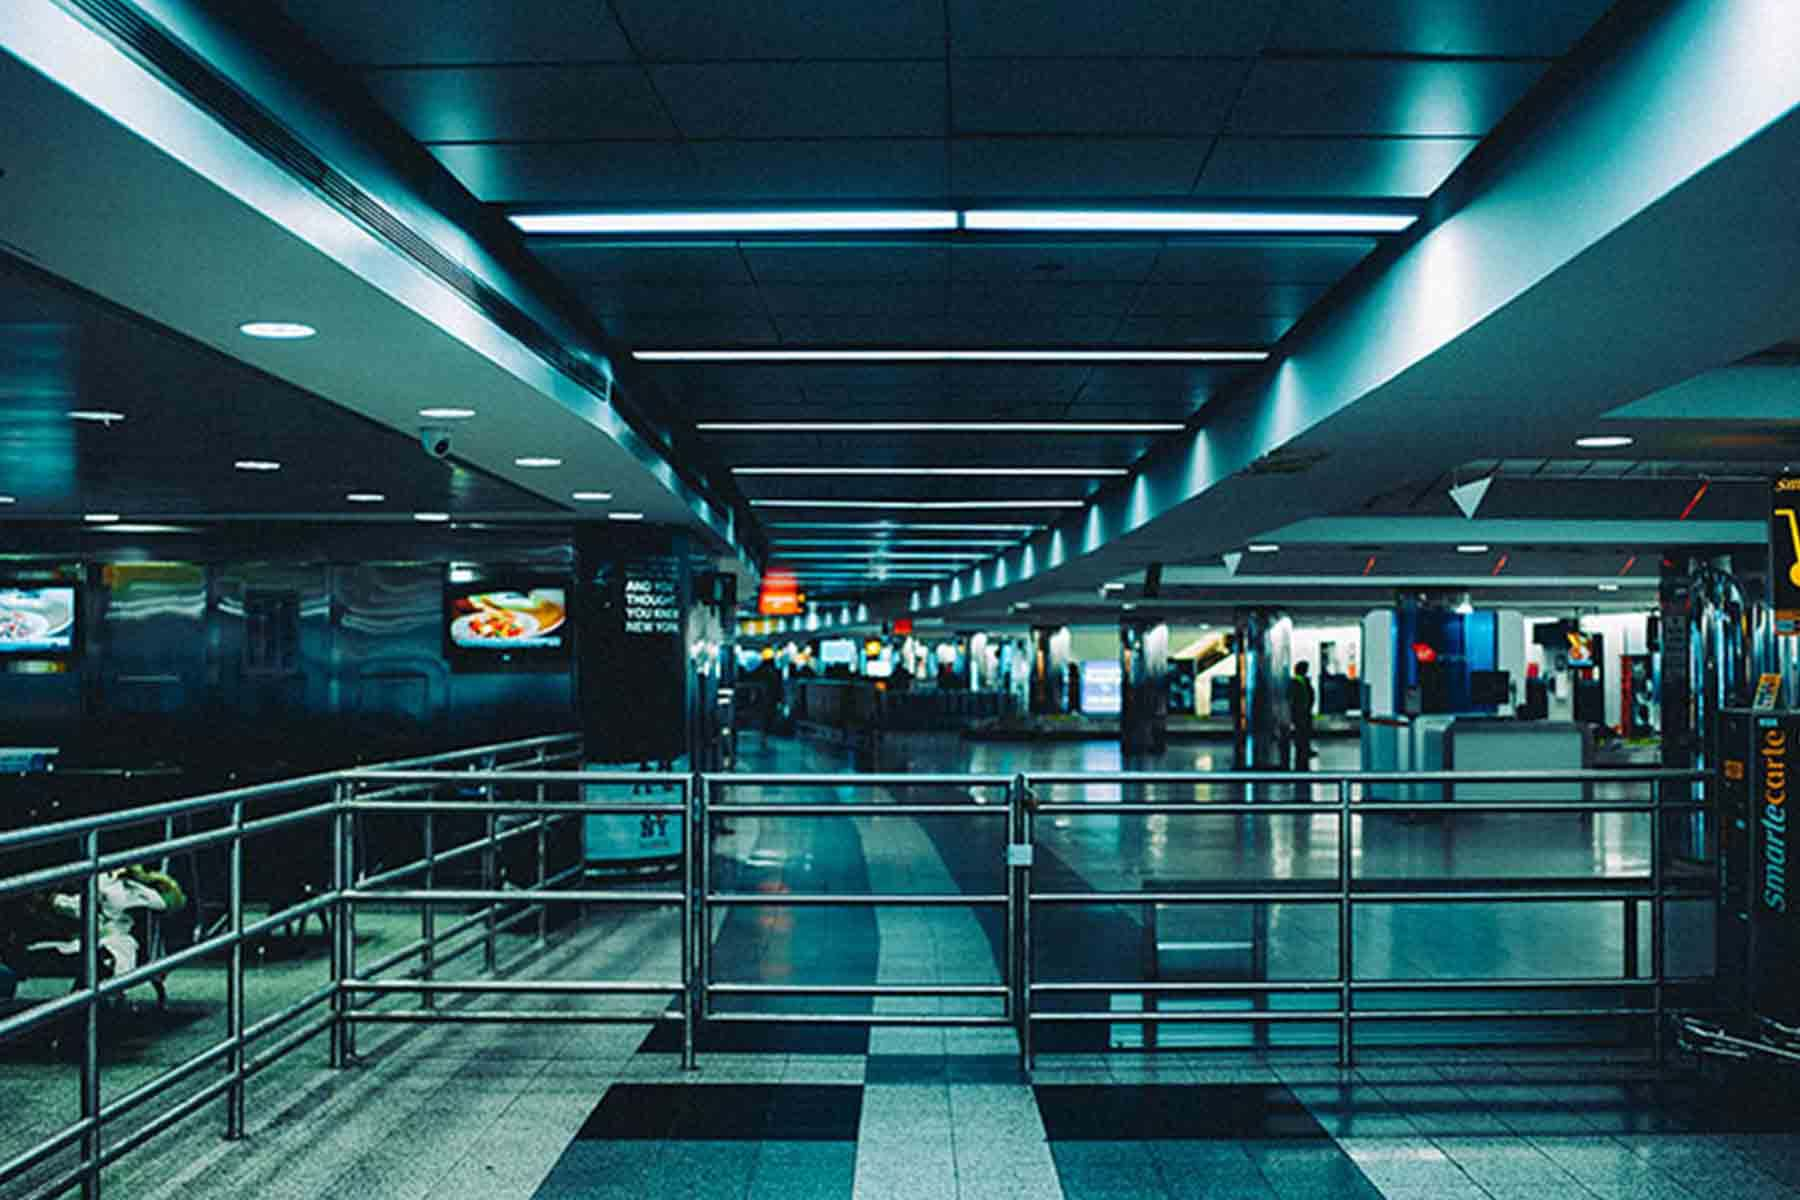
444,580 -> 569,668
0,587 -> 77,654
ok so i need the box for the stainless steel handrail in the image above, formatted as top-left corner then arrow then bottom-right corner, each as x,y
0,752 -> 1720,1200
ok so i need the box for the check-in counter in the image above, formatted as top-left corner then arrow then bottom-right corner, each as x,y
1448,719 -> 1586,802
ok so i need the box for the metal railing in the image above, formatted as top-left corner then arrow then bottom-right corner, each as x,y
0,733 -> 580,1200
0,753 -> 1718,1199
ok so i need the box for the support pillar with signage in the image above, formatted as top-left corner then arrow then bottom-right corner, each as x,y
1120,617 -> 1169,756
575,525 -> 697,872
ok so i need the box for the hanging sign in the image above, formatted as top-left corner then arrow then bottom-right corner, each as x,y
1774,477 -> 1800,635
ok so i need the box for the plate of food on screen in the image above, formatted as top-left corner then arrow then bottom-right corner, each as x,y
449,589 -> 566,647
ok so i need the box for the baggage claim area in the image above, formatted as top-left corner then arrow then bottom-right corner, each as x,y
2,3 -> 1800,1198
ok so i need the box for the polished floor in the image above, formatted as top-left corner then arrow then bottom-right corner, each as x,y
5,732 -> 1790,1200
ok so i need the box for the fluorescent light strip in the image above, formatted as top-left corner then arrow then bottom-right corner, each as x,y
735,466 -> 1125,477
769,522 -> 1041,532
771,539 -> 1021,547
698,421 -> 1185,433
638,349 -> 1265,363
752,499 -> 1083,510
511,210 -> 957,235
775,552 -> 991,561
964,209 -> 1417,234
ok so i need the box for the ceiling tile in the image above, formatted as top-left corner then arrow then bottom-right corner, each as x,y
741,244 -> 948,284
1196,135 -> 1478,197
773,315 -> 953,343
361,65 -> 675,142
533,244 -> 753,287
428,141 -> 700,204
950,314 -> 1121,343
949,281 -> 1142,315
950,243 -> 1162,284
1109,314 -> 1297,345
604,314 -> 780,345
608,0 -> 944,60
586,283 -> 766,316
756,284 -> 944,316
952,58 -> 1245,136
1150,239 -> 1378,285
1131,283 -> 1330,317
1229,59 -> 1548,136
948,0 -> 1277,56
278,0 -> 635,65
652,62 -> 945,139
1269,0 -> 1616,57
688,139 -> 946,200
951,137 -> 1213,196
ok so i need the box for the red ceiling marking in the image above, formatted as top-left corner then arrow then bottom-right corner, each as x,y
1619,554 -> 1638,576
1677,481 -> 1709,520
1361,555 -> 1376,576
1490,553 -> 1509,576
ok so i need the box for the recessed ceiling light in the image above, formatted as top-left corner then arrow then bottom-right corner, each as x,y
770,522 -> 1041,532
776,552 -> 990,561
637,349 -> 1266,364
1101,582 -> 1126,592
1247,543 -> 1280,553
510,210 -> 959,235
239,321 -> 316,340
696,421 -> 1186,433
1456,544 -> 1490,553
413,511 -> 450,523
733,466 -> 1126,477
608,511 -> 646,521
84,513 -> 120,523
1597,583 -> 1622,592
234,459 -> 281,471
91,523 -> 198,534
514,456 -> 563,468
752,499 -> 1083,510
346,492 -> 386,503
571,491 -> 614,502
0,496 -> 15,504
1575,435 -> 1634,449
963,209 -> 1418,234
419,407 -> 476,420
68,410 -> 126,423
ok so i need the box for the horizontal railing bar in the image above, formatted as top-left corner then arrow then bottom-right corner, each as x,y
0,1118 -> 94,1187
348,1010 -> 681,1025
242,981 -> 339,1043
705,773 -> 1013,787
1350,1007 -> 1653,1020
244,1012 -> 334,1077
99,1035 -> 234,1125
1024,769 -> 1705,784
348,799 -> 683,815
705,804 -> 1007,817
1028,1008 -> 1652,1023
708,893 -> 1007,906
0,859 -> 94,901
347,769 -> 684,786
1028,888 -> 1667,904
706,1012 -> 1010,1026
707,983 -> 1008,996
345,888 -> 679,904
1351,978 -> 1658,992
238,801 -> 341,837
343,979 -> 680,995
90,1071 -> 237,1181
1031,980 -> 1342,994
0,774 -> 336,854
96,929 -> 237,1002
239,892 -> 340,944
1031,801 -> 1660,815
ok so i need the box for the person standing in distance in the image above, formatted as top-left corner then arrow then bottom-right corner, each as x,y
1286,661 -> 1315,772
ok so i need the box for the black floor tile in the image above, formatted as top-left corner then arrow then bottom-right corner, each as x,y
576,1083 -> 863,1142
1036,1084 -> 1329,1141
863,1053 -> 1024,1084
637,1020 -> 870,1056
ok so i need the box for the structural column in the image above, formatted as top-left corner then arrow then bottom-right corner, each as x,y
1120,617 -> 1169,756
1029,625 -> 1071,715
1233,609 -> 1293,770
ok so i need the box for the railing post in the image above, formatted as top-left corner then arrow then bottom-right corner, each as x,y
329,779 -> 350,1069
80,829 -> 101,1200
1007,774 -> 1026,1065
482,755 -> 498,976
226,798 -> 246,1140
1650,775 -> 1665,1066
682,773 -> 701,1071
1019,777 -> 1035,1074
535,746 -> 549,948
421,808 -> 436,1012
700,773 -> 714,1034
1337,776 -> 1354,1068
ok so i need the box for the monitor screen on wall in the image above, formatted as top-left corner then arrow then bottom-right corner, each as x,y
0,586 -> 77,654
444,577 -> 570,670
1080,660 -> 1123,716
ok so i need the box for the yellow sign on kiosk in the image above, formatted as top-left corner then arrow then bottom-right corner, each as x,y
1775,477 -> 1800,636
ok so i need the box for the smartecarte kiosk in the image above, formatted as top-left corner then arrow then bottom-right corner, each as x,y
1718,709 -> 1799,1028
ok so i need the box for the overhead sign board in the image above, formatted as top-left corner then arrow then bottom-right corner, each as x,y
1775,478 -> 1800,635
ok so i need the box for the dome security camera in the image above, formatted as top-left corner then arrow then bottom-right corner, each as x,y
419,427 -> 453,459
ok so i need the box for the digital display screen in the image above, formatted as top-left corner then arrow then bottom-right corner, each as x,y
819,638 -> 857,665
0,587 -> 77,654
1080,660 -> 1123,716
445,579 -> 569,669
